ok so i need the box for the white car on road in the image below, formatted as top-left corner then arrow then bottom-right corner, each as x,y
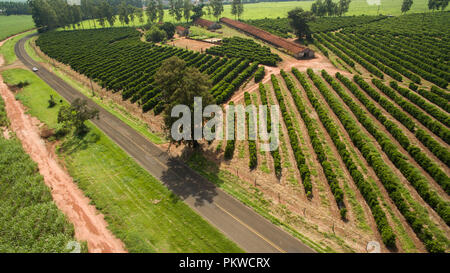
32,67 -> 38,72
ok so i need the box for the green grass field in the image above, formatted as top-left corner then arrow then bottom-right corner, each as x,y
1,68 -> 243,253
65,0 -> 448,31
0,15 -> 34,41
0,30 -> 35,65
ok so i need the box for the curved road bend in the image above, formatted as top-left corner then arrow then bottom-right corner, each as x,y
16,34 -> 314,253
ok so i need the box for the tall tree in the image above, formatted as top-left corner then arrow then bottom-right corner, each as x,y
338,0 -> 351,16
402,0 -> 413,13
128,4 -> 136,26
154,56 -> 214,148
231,0 -> 238,19
311,0 -> 327,17
210,0 -> 223,21
174,0 -> 183,22
157,0 -> 164,22
183,0 -> 192,23
191,3 -> 204,21
137,6 -> 144,25
146,0 -> 157,23
288,7 -> 315,39
428,0 -> 439,10
237,0 -> 244,19
438,0 -> 449,10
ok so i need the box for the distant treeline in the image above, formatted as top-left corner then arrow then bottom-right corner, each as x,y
28,0 -> 144,32
0,1 -> 32,15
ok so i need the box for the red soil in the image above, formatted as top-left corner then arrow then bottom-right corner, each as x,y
0,56 -> 126,253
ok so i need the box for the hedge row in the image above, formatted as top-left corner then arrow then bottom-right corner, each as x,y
372,80 -> 450,146
281,70 -> 346,218
320,33 -> 384,78
307,68 -> 443,252
338,73 -> 450,195
312,39 -> 328,57
314,33 -> 355,68
244,92 -> 258,169
389,81 -> 450,128
415,89 -> 450,114
323,71 -> 450,226
215,63 -> 259,104
206,37 -> 282,66
431,86 -> 450,101
360,34 -> 449,88
254,66 -> 265,83
337,33 -> 420,83
292,68 -> 396,248
271,75 -> 312,196
224,101 -> 236,160
258,83 -> 282,177
328,33 -> 403,82
344,75 -> 450,169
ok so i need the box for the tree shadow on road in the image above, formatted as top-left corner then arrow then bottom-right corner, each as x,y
159,146 -> 222,207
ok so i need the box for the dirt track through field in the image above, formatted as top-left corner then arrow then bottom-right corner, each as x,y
0,56 -> 126,253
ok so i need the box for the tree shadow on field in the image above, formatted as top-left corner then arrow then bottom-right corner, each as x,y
159,146 -> 221,207
59,129 -> 100,155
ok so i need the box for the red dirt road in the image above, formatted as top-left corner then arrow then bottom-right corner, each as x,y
0,57 -> 126,253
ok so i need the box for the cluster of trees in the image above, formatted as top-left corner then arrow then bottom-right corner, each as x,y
206,37 -> 281,66
292,68 -> 396,247
306,68 -> 443,252
428,0 -> 450,11
145,22 -> 175,42
372,79 -> 450,146
231,0 -> 244,20
167,0 -> 191,22
27,0 -> 146,31
281,70 -> 346,218
287,7 -> 314,39
244,92 -> 257,169
258,83 -> 281,177
57,99 -> 99,135
0,1 -> 31,15
271,74 -> 312,197
338,73 -> 450,195
310,0 -> 351,17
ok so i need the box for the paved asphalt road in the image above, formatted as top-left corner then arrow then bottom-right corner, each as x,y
15,34 -> 315,253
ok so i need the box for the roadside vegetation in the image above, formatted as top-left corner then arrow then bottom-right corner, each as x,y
1,68 -> 243,253
0,95 -> 82,253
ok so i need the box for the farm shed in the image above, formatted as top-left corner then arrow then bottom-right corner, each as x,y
220,17 -> 314,59
194,18 -> 222,30
176,25 -> 189,36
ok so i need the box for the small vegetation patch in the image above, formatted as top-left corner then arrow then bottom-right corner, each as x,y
206,37 -> 281,66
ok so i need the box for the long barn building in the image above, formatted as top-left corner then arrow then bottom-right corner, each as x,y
219,17 -> 314,59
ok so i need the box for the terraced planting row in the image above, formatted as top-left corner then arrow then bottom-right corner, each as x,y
304,69 -> 447,253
